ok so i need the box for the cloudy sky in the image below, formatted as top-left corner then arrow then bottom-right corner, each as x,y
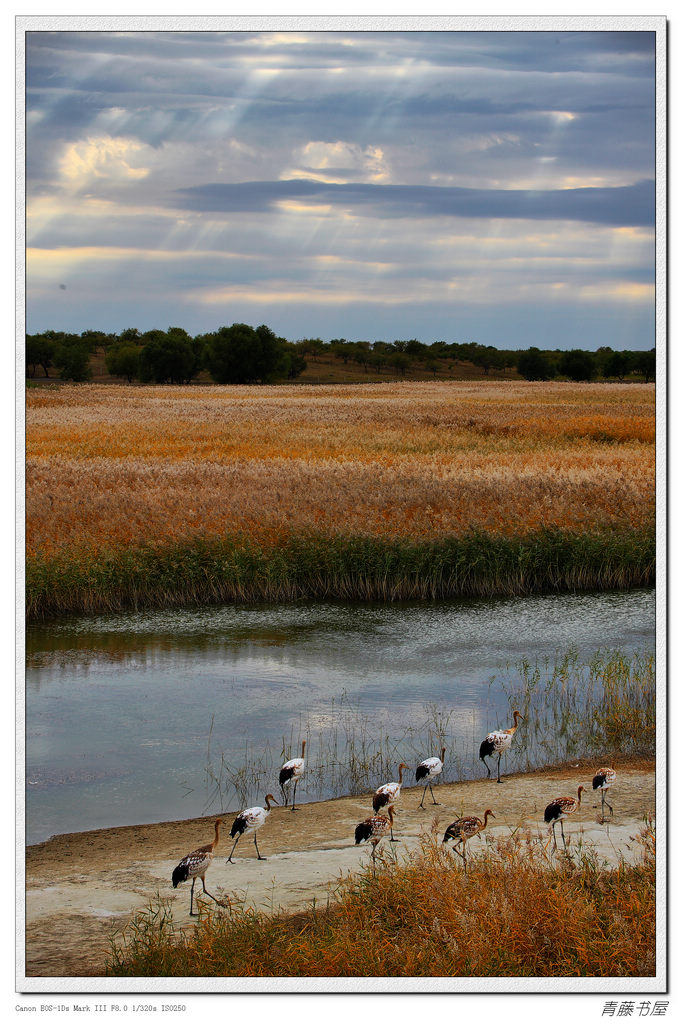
25,28 -> 658,349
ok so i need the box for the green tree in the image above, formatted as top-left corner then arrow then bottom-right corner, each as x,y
390,352 -> 410,377
280,344 -> 307,379
633,348 -> 655,383
603,350 -> 633,381
106,344 -> 141,383
405,339 -> 426,358
54,339 -> 92,382
26,334 -> 55,377
558,349 -> 597,382
139,328 -> 200,384
298,337 -> 326,362
517,347 -> 554,381
203,322 -> 288,384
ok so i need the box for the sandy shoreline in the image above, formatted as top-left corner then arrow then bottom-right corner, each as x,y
24,757 -> 655,979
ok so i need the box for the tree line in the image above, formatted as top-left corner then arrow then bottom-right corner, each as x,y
25,326 -> 655,384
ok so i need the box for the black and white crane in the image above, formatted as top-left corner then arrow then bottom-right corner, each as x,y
592,767 -> 616,818
279,740 -> 306,812
227,794 -> 278,862
415,746 -> 446,808
479,710 -> 524,783
373,762 -> 409,841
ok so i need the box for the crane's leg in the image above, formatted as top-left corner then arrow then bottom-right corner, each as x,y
189,878 -> 196,916
497,753 -> 502,783
551,821 -> 557,849
390,820 -> 398,843
281,783 -> 289,808
226,836 -> 240,863
560,820 -> 566,849
291,780 -> 298,812
201,876 -> 219,904
452,841 -> 465,863
429,782 -> 439,805
254,834 -> 266,860
419,785 -> 427,809
602,790 -> 614,817
482,757 -> 491,778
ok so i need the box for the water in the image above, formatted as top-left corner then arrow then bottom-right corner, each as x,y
24,589 -> 655,845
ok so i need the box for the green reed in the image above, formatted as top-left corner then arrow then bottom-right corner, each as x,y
202,648 -> 654,815
26,526 -> 654,621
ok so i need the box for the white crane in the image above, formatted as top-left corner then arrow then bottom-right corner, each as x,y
373,762 -> 408,841
544,785 -> 585,849
227,794 -> 278,862
592,767 -> 616,818
442,809 -> 495,870
279,739 -> 306,812
172,818 -> 225,916
479,710 -> 524,783
415,746 -> 446,808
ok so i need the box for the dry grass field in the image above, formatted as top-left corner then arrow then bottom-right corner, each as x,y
25,380 -> 655,617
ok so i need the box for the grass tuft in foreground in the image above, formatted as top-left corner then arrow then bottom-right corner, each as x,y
107,822 -> 655,978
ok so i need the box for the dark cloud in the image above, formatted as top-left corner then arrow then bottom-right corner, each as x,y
176,178 -> 654,227
24,26 -> 659,349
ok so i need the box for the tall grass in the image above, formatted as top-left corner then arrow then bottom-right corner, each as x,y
107,822 -> 656,978
505,648 -> 656,769
26,381 -> 654,619
26,526 -> 654,620
202,649 -> 654,814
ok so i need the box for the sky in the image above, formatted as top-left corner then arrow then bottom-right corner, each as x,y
24,27 -> 658,350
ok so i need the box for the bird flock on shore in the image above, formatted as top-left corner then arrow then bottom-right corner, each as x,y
171,710 -> 618,915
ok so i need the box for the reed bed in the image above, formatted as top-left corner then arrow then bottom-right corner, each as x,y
203,649 -> 654,813
107,821 -> 656,978
25,381 -> 655,618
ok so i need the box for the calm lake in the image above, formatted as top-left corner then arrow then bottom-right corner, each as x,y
25,589 -> 655,845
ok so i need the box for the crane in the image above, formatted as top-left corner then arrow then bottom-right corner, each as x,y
544,786 -> 585,849
415,746 -> 446,808
172,818 -> 225,916
279,739 -> 306,812
479,710 -> 524,783
227,794 -> 278,862
442,809 -> 495,870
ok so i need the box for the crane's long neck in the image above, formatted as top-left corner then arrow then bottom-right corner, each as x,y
482,810 -> 492,829
212,820 -> 221,850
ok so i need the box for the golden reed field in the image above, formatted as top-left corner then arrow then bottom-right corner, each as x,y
25,380 -> 655,617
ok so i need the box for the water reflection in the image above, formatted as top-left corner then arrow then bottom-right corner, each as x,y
25,590 -> 655,844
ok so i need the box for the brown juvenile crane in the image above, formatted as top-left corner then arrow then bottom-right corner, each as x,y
544,785 -> 585,849
354,807 -> 395,873
442,809 -> 496,870
172,817 -> 225,916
